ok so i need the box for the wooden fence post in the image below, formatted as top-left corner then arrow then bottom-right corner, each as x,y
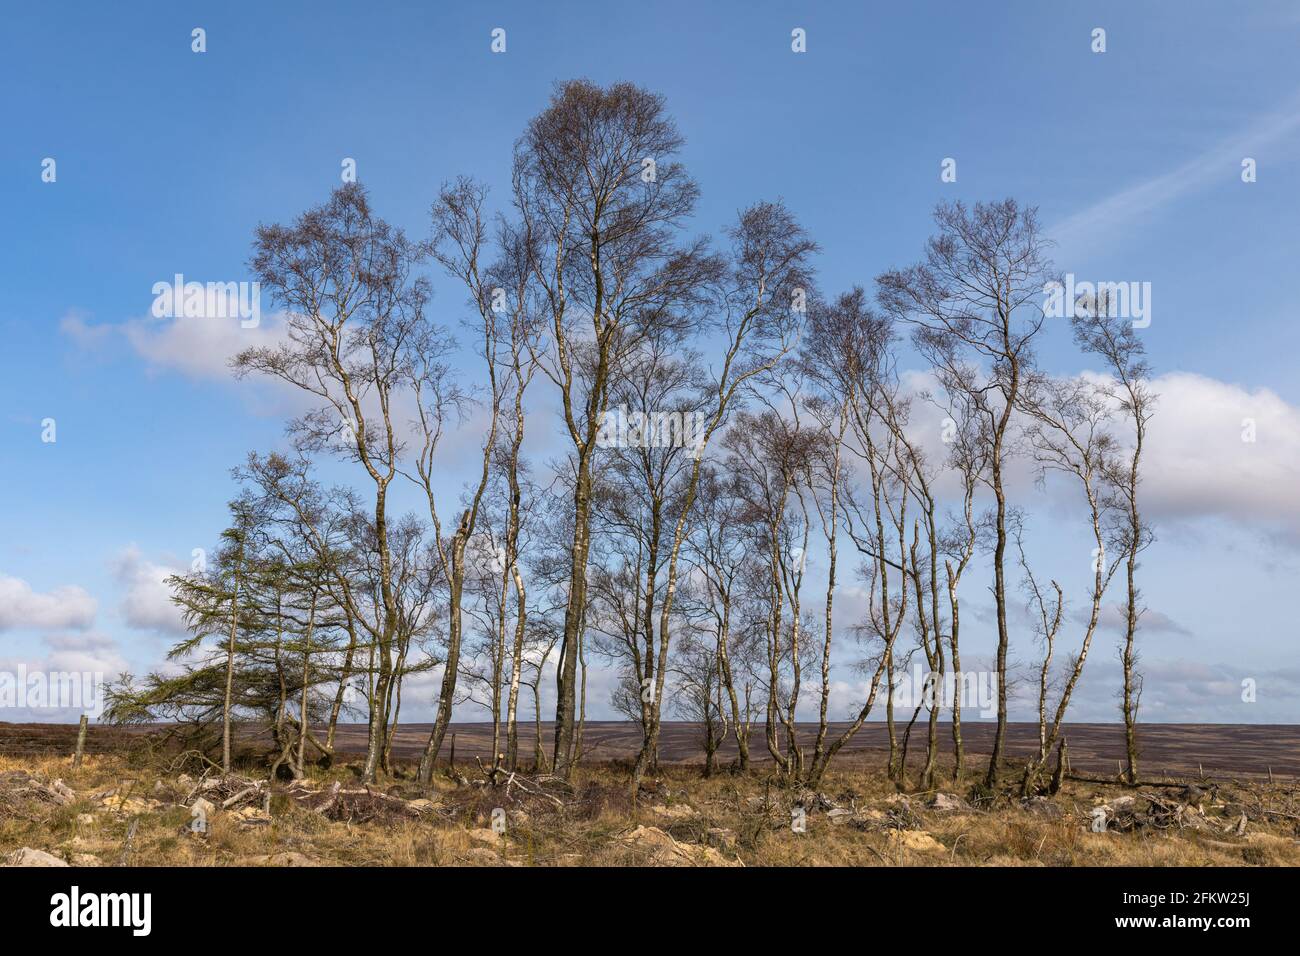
72,714 -> 88,769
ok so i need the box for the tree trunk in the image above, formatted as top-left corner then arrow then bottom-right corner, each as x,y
222,554 -> 241,774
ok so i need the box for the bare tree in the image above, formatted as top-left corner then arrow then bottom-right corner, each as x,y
513,80 -> 718,778
683,467 -> 763,771
1014,516 -> 1062,764
409,178 -> 514,784
801,289 -> 910,786
1071,293 -> 1155,784
935,387 -> 988,780
628,202 -> 815,794
878,199 -> 1055,785
669,625 -> 730,776
235,184 -> 427,783
1017,373 -> 1124,795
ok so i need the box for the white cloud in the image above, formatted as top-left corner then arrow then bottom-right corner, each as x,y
59,310 -> 114,350
871,369 -> 1300,546
0,574 -> 97,632
113,547 -> 186,634
1140,372 -> 1300,543
0,632 -> 128,721
40,632 -> 129,678
1071,603 -> 1193,638
61,307 -> 289,383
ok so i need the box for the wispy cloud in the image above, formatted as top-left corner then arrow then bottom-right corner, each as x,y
1051,90 -> 1300,250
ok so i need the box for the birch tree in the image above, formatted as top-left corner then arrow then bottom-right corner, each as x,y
1071,293 -> 1155,784
513,80 -> 717,778
235,183 -> 428,783
878,199 -> 1054,785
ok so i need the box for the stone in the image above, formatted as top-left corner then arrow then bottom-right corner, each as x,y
651,803 -> 696,820
930,793 -> 969,813
100,794 -> 160,814
706,827 -> 737,850
885,830 -> 945,853
623,826 -> 739,867
232,805 -> 270,825
1024,796 -> 1063,818
4,847 -> 68,867
47,779 -> 77,805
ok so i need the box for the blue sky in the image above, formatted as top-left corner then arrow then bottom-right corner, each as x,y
3,1 -> 1299,724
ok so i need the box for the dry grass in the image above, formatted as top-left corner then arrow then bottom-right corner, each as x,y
2,751 -> 1297,867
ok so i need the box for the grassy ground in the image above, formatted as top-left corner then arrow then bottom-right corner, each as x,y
2,751 -> 1297,867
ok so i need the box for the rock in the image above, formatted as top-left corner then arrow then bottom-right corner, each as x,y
885,830 -> 945,854
48,779 -> 77,805
4,847 -> 68,867
247,851 -> 316,867
930,793 -> 969,813
693,845 -> 739,866
76,813 -> 96,826
705,827 -> 737,850
1024,796 -> 1062,819
1110,795 -> 1138,812
100,794 -> 160,815
190,797 -> 216,818
651,804 -> 696,820
232,805 -> 270,825
827,808 -> 856,825
468,828 -> 502,846
622,826 -> 739,867
625,825 -> 678,851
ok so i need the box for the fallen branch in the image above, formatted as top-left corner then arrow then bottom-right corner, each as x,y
222,785 -> 262,809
